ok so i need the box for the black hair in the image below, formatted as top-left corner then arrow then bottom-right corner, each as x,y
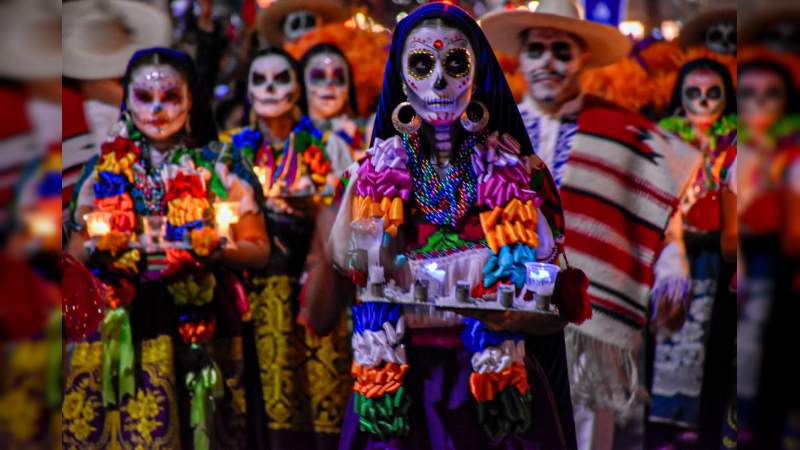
667,58 -> 737,117
121,47 -> 218,148
299,43 -> 359,116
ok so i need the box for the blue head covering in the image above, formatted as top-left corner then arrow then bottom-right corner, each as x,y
371,2 -> 534,156
120,47 -> 218,148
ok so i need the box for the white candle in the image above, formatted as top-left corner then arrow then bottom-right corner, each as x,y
214,201 -> 240,241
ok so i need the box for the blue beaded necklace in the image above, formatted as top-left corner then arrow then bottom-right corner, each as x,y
403,131 -> 481,228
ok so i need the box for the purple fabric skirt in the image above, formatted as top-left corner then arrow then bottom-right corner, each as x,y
339,341 -> 573,450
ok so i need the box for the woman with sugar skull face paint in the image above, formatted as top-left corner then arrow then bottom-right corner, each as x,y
222,46 -> 352,449
648,58 -> 738,446
65,48 -> 271,449
314,4 -> 586,448
300,44 -> 366,164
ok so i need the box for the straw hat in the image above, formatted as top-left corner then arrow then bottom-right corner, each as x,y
0,0 -> 61,80
63,0 -> 172,80
678,8 -> 736,48
480,0 -> 631,68
256,0 -> 350,46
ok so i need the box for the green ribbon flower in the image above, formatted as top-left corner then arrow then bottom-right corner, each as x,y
417,229 -> 471,254
101,307 -> 135,407
186,359 -> 224,450
353,388 -> 411,440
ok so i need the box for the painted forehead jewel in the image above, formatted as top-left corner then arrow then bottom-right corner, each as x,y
434,39 -> 444,49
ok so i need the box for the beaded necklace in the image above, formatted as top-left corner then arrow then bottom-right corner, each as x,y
403,131 -> 481,228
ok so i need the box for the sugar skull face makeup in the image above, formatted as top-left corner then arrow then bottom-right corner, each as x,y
128,64 -> 190,142
739,67 -> 788,135
704,21 -> 737,55
283,10 -> 318,43
248,54 -> 299,119
682,68 -> 725,129
519,28 -> 586,105
401,22 -> 475,126
305,51 -> 349,120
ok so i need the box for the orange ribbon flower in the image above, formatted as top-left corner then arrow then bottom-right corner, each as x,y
351,362 -> 409,398
97,231 -> 130,256
468,363 -> 530,402
352,195 -> 404,237
480,199 -> 540,253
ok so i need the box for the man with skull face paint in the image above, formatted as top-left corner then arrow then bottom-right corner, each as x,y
483,1 -> 701,449
647,57 -> 738,448
223,46 -> 352,449
320,3 -> 592,449
65,48 -> 271,449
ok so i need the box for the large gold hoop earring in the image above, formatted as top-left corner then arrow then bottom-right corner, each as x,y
391,102 -> 421,135
460,101 -> 489,133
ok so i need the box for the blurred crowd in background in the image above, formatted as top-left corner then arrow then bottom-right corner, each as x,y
0,0 -> 798,448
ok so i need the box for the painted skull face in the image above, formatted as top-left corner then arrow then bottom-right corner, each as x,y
705,21 -> 737,55
248,54 -> 298,119
128,64 -> 190,142
519,28 -> 586,106
305,51 -> 350,120
402,22 -> 475,126
283,10 -> 318,43
761,21 -> 800,54
682,69 -> 725,129
739,68 -> 787,135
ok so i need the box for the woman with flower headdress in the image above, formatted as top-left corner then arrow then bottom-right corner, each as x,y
309,3 -> 590,448
64,47 -> 270,449
648,58 -> 738,448
221,46 -> 352,449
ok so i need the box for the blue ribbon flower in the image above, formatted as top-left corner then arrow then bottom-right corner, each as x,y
165,219 -> 204,242
36,172 -> 61,198
232,127 -> 262,151
93,171 -> 130,199
353,302 -> 401,334
461,317 -> 522,354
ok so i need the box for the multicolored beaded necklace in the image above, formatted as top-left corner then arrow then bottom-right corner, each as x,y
403,131 -> 481,227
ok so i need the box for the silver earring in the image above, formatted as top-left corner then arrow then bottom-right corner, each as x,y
460,101 -> 489,133
391,102 -> 421,135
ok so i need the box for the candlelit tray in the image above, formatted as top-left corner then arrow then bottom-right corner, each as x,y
357,283 -> 560,316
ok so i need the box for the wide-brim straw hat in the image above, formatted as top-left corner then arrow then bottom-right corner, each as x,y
0,0 -> 61,80
63,0 -> 172,80
480,0 -> 631,68
256,0 -> 350,46
678,8 -> 736,48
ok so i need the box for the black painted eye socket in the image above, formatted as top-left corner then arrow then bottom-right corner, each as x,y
525,42 -> 545,59
551,41 -> 573,62
251,72 -> 266,85
332,68 -> 347,86
308,68 -> 326,85
407,50 -> 435,80
706,85 -> 722,100
708,30 -> 723,42
766,85 -> 785,100
685,86 -> 702,100
134,89 -> 153,103
444,48 -> 471,78
274,69 -> 292,85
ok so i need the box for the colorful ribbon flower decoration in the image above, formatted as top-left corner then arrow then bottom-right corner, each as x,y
350,303 -> 411,438
462,318 -> 533,439
353,137 -> 411,237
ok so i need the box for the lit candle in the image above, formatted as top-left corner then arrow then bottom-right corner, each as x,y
524,262 -> 560,296
26,212 -> 57,240
214,201 -> 240,241
84,211 -> 112,238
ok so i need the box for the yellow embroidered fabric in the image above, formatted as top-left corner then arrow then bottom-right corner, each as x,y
0,340 -> 56,449
63,336 -> 181,449
250,275 -> 351,434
